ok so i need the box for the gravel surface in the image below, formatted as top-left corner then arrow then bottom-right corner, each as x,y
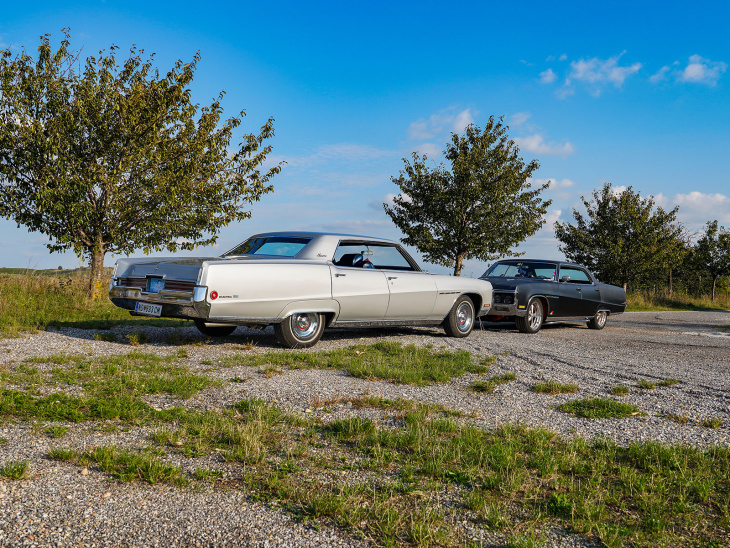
1,310 -> 729,546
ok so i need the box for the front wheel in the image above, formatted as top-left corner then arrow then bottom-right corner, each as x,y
443,296 -> 475,338
194,319 -> 237,337
587,310 -> 608,330
516,298 -> 544,333
274,312 -> 325,348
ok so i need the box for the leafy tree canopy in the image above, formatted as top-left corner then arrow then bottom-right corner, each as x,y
693,220 -> 730,300
554,183 -> 686,289
384,117 -> 550,276
0,30 -> 280,296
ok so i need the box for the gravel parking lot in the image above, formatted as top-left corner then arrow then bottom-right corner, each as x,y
1,311 -> 728,547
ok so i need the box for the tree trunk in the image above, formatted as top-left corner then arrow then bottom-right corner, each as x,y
453,253 -> 466,277
712,277 -> 716,301
88,243 -> 107,300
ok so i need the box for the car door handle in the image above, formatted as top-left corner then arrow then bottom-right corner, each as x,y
335,273 -> 346,277
387,276 -> 398,280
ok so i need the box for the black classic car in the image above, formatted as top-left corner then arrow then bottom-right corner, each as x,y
479,259 -> 626,333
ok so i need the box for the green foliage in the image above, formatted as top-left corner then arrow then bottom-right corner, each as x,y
692,220 -> 730,300
532,380 -> 578,394
385,117 -> 550,276
0,31 -> 280,296
0,460 -> 29,480
554,183 -> 685,289
557,397 -> 643,419
611,385 -> 630,396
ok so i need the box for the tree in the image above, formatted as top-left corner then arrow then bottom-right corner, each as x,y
553,183 -> 685,289
693,220 -> 730,300
384,117 -> 550,276
0,31 -> 280,297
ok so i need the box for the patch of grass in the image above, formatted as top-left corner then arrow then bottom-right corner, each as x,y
0,460 -> 29,480
469,380 -> 495,393
0,437 -> 7,445
557,397 -> 644,419
626,290 -> 730,312
532,380 -> 578,395
126,332 -> 148,346
229,377 -> 247,383
93,332 -> 118,342
469,371 -> 517,393
85,445 -> 188,486
637,380 -> 656,390
258,366 -> 284,378
48,447 -> 79,461
611,385 -> 630,396
658,378 -> 680,387
194,467 -> 223,481
46,425 -> 70,438
662,413 -> 690,425
0,270 -> 191,335
702,418 -> 723,429
222,341 -> 491,386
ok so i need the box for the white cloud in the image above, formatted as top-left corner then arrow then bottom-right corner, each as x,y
678,55 -> 726,86
539,68 -> 557,84
655,191 -> 730,228
272,143 -> 394,168
650,65 -> 671,83
530,177 -> 576,190
407,107 -> 476,142
569,53 -> 642,87
514,134 -> 575,157
510,112 -> 530,127
414,142 -> 441,157
452,109 -> 474,134
559,54 -> 567,62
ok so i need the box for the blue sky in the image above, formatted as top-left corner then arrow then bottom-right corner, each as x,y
1,1 -> 729,276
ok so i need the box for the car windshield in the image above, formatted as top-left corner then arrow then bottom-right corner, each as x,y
483,261 -> 557,280
224,236 -> 311,258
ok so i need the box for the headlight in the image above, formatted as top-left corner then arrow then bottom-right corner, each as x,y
494,294 -> 503,303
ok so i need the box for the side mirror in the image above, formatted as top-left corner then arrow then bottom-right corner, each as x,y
560,275 -> 571,283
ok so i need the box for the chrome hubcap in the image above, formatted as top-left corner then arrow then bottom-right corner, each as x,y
456,302 -> 473,332
596,311 -> 607,327
292,313 -> 318,339
528,302 -> 542,330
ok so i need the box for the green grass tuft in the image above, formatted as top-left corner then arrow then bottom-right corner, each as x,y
611,385 -> 630,396
557,397 -> 644,419
0,460 -> 29,480
532,380 -> 578,395
637,380 -> 656,390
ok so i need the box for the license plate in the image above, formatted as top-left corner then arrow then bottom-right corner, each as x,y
148,278 -> 165,293
135,302 -> 162,317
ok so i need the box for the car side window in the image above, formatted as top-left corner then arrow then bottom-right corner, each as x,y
560,266 -> 592,284
333,243 -> 415,271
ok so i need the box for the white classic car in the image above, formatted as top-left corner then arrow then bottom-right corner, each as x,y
109,232 -> 493,348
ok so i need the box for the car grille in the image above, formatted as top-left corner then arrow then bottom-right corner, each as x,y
117,277 -> 196,293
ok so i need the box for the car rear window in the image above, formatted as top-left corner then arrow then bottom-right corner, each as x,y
224,236 -> 311,257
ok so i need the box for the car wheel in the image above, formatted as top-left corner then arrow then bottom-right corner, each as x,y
587,310 -> 608,330
516,298 -> 544,333
443,296 -> 475,338
193,319 -> 237,337
274,312 -> 325,349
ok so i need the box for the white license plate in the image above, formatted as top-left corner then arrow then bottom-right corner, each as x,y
135,302 -> 162,317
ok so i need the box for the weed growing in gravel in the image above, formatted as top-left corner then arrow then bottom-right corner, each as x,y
47,447 -> 79,461
85,445 -> 189,486
702,418 -> 723,429
0,437 -> 7,445
46,425 -> 69,438
93,332 -> 118,342
469,371 -> 517,393
126,332 -> 148,346
258,366 -> 284,378
532,380 -> 578,395
220,341 -> 491,385
194,467 -> 223,481
658,378 -> 680,387
557,398 -> 644,419
229,377 -> 247,383
663,413 -> 690,425
0,460 -> 29,480
637,380 -> 656,390
610,385 -> 630,396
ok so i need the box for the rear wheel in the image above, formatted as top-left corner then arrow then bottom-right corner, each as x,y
516,298 -> 544,333
587,310 -> 608,330
194,319 -> 237,337
274,312 -> 325,348
443,296 -> 475,338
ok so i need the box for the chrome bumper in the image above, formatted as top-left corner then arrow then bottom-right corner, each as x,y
109,283 -> 211,319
